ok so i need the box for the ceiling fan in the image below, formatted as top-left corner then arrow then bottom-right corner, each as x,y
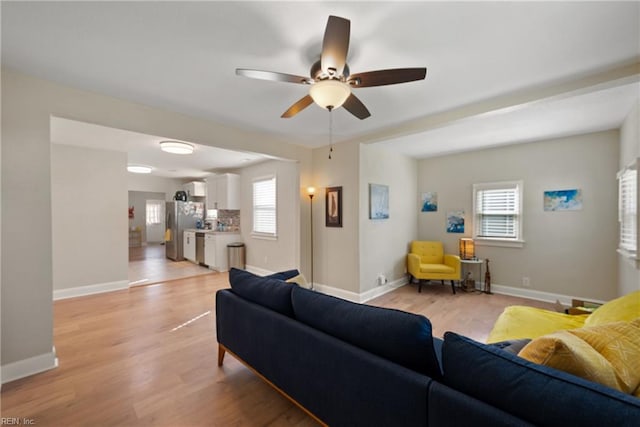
236,15 -> 427,120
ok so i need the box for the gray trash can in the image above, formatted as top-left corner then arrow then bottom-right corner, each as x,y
227,242 -> 245,270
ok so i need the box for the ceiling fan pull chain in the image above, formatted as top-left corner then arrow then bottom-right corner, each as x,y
328,107 -> 334,159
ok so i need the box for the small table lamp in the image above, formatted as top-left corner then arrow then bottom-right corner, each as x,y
459,238 -> 475,260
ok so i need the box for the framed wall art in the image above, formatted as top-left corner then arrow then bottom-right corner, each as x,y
543,189 -> 583,211
369,184 -> 389,219
325,186 -> 343,227
421,192 -> 437,212
446,210 -> 465,233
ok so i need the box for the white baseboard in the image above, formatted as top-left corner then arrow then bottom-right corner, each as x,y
245,266 -> 407,303
2,347 -> 58,384
53,280 -> 129,300
359,277 -> 408,303
490,284 -> 606,306
312,282 -> 361,302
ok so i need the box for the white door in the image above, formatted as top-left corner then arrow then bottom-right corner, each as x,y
146,200 -> 165,243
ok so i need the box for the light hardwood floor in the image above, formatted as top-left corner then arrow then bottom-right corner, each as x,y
128,243 -> 214,286
1,274 -> 555,426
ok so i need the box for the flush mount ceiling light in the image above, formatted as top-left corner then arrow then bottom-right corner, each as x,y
160,140 -> 194,155
309,79 -> 351,110
127,164 -> 152,174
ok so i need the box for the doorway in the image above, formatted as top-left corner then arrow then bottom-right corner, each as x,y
128,191 -> 213,285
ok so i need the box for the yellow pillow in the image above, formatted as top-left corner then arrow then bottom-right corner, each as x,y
518,319 -> 640,394
584,290 -> 640,326
285,274 -> 308,288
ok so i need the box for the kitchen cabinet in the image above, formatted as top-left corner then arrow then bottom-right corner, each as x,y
207,173 -> 240,210
184,231 -> 196,263
204,232 -> 241,272
184,181 -> 206,197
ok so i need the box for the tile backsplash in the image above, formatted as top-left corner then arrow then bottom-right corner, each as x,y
217,209 -> 240,231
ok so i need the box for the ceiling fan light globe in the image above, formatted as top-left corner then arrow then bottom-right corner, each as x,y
309,80 -> 351,110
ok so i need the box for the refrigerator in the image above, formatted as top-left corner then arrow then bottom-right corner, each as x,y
165,201 -> 205,261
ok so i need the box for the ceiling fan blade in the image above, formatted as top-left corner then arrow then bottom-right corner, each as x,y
342,93 -> 371,120
321,16 -> 350,76
236,69 -> 312,85
348,68 -> 427,87
281,95 -> 314,118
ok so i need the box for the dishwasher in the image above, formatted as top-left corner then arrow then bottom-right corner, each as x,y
196,232 -> 206,265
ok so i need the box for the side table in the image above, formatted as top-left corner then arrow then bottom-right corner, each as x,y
460,258 -> 485,293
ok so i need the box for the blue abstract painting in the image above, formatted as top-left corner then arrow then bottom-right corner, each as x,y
446,210 -> 465,233
544,189 -> 583,211
421,192 -> 438,212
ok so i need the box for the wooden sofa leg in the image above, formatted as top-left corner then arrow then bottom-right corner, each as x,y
218,344 -> 226,366
451,280 -> 456,295
418,280 -> 422,293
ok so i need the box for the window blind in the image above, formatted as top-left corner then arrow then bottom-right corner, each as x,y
619,168 -> 637,252
474,183 -> 521,240
253,176 -> 277,235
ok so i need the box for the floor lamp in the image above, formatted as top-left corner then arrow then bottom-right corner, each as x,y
307,187 -> 315,290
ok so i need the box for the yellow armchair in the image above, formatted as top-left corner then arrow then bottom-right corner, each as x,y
407,241 -> 461,294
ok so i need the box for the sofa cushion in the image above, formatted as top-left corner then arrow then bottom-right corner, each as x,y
442,332 -> 640,426
264,269 -> 301,281
519,319 -> 640,395
228,268 -> 295,317
489,338 -> 531,355
584,290 -> 640,327
291,286 -> 441,379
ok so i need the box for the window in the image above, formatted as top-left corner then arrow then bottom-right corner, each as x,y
252,175 -> 277,237
145,200 -> 164,225
618,160 -> 638,260
473,181 -> 523,246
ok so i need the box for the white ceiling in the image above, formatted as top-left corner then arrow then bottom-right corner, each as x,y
2,1 -> 639,176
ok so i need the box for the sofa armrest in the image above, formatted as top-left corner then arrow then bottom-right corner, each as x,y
407,253 -> 421,276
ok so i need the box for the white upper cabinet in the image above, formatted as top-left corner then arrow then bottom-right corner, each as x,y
207,173 -> 240,210
184,181 -> 206,197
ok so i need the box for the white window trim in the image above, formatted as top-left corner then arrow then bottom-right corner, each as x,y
473,180 -> 525,248
251,174 -> 277,239
617,158 -> 639,267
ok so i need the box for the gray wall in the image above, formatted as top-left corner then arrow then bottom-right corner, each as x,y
312,142 -> 361,293
1,68 -> 310,381
240,159 -> 300,273
359,144 -> 418,292
417,130 -> 619,301
52,145 -> 128,291
619,101 -> 640,296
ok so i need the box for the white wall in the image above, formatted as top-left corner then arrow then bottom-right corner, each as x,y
240,160 -> 300,273
619,101 -> 640,296
52,145 -> 128,291
359,144 -> 418,293
418,130 -> 619,301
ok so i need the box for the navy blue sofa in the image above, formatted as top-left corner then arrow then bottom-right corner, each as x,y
216,269 -> 640,426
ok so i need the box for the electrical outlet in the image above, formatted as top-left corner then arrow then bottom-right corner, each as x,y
522,277 -> 530,287
377,274 -> 387,286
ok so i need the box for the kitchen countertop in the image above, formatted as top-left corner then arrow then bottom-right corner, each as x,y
187,229 -> 241,234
